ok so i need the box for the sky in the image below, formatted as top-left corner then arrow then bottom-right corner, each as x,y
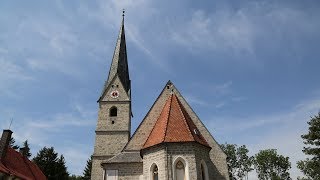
0,0 -> 319,178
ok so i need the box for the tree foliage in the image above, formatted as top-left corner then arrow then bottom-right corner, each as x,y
221,143 -> 254,180
21,140 -> 32,158
33,147 -> 69,180
297,112 -> 320,179
82,156 -> 92,180
69,175 -> 82,180
9,137 -> 19,150
254,149 -> 291,180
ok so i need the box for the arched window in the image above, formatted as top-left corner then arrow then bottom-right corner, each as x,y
110,107 -> 117,117
150,164 -> 158,180
173,157 -> 189,180
175,161 -> 185,180
200,160 -> 209,180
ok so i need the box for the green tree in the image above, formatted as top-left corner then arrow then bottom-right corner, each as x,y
21,140 -> 32,158
254,149 -> 291,180
82,156 -> 92,180
69,175 -> 82,180
33,147 -> 69,180
9,137 -> 19,150
237,145 -> 254,179
297,112 -> 320,179
221,143 -> 254,180
221,143 -> 237,179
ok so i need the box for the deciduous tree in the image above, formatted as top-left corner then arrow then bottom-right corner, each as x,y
254,149 -> 291,180
221,143 -> 254,180
297,112 -> 320,179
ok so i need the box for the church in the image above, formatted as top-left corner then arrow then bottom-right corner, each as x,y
91,15 -> 229,180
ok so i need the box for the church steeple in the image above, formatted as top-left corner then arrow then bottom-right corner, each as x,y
92,13 -> 132,180
99,14 -> 130,101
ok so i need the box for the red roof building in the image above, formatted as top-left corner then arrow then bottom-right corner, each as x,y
0,130 -> 47,180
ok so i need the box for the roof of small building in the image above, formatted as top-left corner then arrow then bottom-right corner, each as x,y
0,147 -> 46,180
143,93 -> 210,149
103,151 -> 142,164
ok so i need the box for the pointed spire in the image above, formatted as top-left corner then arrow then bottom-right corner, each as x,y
99,13 -> 130,100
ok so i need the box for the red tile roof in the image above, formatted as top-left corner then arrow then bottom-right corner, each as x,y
143,94 -> 210,149
0,147 -> 46,180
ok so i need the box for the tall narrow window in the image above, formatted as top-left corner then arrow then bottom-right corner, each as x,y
200,160 -> 209,180
152,165 -> 158,180
201,164 -> 205,180
110,107 -> 117,117
175,161 -> 185,180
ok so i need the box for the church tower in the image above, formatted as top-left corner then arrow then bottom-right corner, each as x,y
91,14 -> 132,180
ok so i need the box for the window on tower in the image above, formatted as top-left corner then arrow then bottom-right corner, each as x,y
110,107 -> 117,117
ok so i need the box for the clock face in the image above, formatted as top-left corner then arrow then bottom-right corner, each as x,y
110,90 -> 119,98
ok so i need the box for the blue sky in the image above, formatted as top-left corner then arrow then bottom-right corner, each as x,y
0,0 -> 319,178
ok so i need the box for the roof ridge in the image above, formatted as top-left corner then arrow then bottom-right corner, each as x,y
163,94 -> 173,142
172,94 -> 195,141
176,97 -> 210,147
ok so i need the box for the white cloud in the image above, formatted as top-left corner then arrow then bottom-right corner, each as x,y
0,59 -> 33,98
211,81 -> 233,96
185,94 -> 209,106
171,9 -> 255,54
231,96 -> 247,102
208,96 -> 320,179
215,101 -> 227,109
0,104 -> 96,175
170,2 -> 320,58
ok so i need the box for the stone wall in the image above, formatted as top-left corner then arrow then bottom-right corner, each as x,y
141,143 -> 219,180
91,157 -> 107,180
93,132 -> 129,156
103,163 -> 143,180
92,75 -> 132,180
96,102 -> 131,132
142,145 -> 168,180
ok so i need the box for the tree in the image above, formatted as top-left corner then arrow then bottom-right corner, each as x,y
9,137 -> 19,150
82,156 -> 92,180
254,149 -> 291,180
297,112 -> 320,179
21,140 -> 32,158
33,147 -> 69,180
69,175 -> 82,180
221,143 -> 254,180
237,145 -> 254,179
221,143 -> 237,179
